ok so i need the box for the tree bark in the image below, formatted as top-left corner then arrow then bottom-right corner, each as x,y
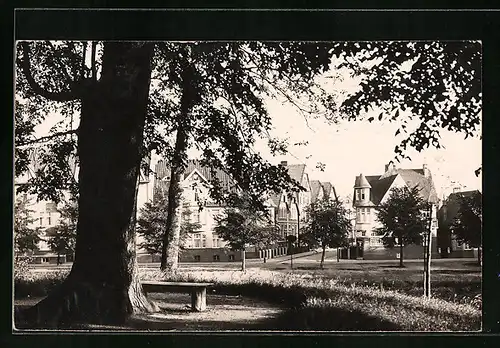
320,244 -> 326,269
160,59 -> 196,271
19,42 -> 158,328
160,162 -> 184,271
241,249 -> 246,272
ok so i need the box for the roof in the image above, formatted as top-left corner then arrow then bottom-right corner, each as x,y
353,168 -> 438,206
154,159 -> 236,196
321,181 -> 337,201
370,174 -> 398,205
397,169 -> 438,203
310,180 -> 323,202
272,163 -> 310,207
354,173 -> 371,188
286,164 -> 306,184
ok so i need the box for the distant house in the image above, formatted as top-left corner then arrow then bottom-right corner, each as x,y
437,190 -> 481,258
269,161 -> 337,249
149,159 -> 277,263
351,162 -> 439,260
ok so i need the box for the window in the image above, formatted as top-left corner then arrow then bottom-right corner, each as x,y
356,209 -> 361,223
213,255 -> 220,262
194,255 -> 201,262
195,210 -> 201,223
361,231 -> 366,237
213,234 -> 221,248
201,234 -> 207,248
47,216 -> 51,225
356,190 -> 360,201
361,192 -> 365,200
228,254 -> 235,261
370,237 -> 381,246
361,209 -> 366,222
46,202 -> 57,213
194,189 -> 199,202
193,234 -> 201,248
39,217 -> 43,226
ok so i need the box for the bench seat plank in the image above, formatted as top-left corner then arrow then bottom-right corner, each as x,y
141,281 -> 213,312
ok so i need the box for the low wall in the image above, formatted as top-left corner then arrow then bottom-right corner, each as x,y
363,238 -> 440,260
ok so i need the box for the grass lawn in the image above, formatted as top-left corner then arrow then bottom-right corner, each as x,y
13,260 -> 481,331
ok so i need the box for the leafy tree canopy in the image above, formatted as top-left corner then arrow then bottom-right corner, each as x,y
450,191 -> 482,248
375,186 -> 429,248
14,194 -> 42,254
214,193 -> 280,251
136,191 -> 201,255
332,41 -> 481,161
301,199 -> 352,249
15,41 -> 481,207
46,198 -> 78,256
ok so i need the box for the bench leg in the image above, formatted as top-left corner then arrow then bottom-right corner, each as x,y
191,288 -> 207,312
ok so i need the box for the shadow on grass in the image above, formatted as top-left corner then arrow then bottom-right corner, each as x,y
15,304 -> 402,331
270,306 -> 401,331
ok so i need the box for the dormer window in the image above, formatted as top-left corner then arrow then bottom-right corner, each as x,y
361,192 -> 365,200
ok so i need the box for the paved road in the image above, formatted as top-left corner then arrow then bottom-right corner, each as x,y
30,249 -> 476,272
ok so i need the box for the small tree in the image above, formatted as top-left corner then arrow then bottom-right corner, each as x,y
136,192 -> 201,258
301,199 -> 351,269
214,195 -> 280,272
375,186 -> 427,267
14,194 -> 41,257
46,199 -> 78,265
450,192 -> 482,265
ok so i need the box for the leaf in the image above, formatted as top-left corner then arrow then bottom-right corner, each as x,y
395,129 -> 401,136
378,113 -> 383,121
368,117 -> 374,123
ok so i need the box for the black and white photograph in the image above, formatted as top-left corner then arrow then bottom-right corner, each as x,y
13,38 -> 482,332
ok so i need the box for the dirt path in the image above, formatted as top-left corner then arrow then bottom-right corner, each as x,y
14,292 -> 285,331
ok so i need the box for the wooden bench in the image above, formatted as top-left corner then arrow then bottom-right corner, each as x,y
141,281 -> 213,312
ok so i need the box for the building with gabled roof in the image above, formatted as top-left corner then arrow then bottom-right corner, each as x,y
351,162 -> 439,259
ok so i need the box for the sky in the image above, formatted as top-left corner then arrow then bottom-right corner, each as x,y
255,98 -> 482,200
28,42 -> 482,202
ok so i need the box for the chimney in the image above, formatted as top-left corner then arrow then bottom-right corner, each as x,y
280,160 -> 288,166
423,163 -> 430,177
385,161 -> 396,173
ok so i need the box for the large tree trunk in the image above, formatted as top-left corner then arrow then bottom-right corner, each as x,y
160,60 -> 196,271
19,42 -> 158,328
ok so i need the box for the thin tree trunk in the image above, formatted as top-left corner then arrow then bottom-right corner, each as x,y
19,42 -> 158,328
57,253 -> 60,266
241,249 -> 246,272
160,159 -> 185,271
426,231 -> 432,298
399,242 -> 404,268
320,244 -> 326,269
159,59 -> 197,271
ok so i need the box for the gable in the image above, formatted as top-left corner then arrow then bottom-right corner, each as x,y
378,174 -> 407,205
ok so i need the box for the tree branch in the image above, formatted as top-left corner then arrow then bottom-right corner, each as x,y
19,42 -> 82,102
16,129 -> 79,147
